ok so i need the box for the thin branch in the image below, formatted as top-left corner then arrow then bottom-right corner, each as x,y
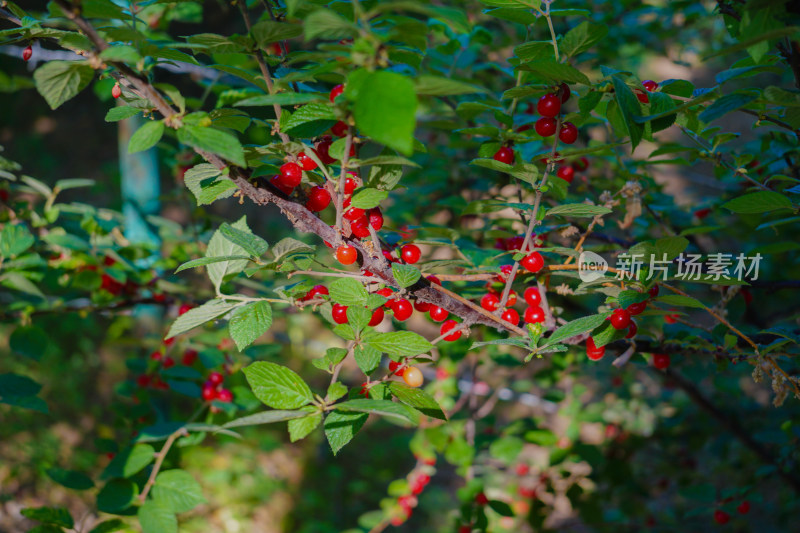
138,428 -> 188,503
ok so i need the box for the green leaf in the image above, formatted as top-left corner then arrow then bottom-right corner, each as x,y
698,92 -> 758,123
560,21 -> 609,58
89,519 -> 125,533
243,361 -> 314,409
166,299 -> 237,339
350,188 -> 389,209
328,277 -> 368,307
324,410 -> 368,455
354,345 -> 381,375
105,106 -> 142,122
21,507 -> 74,529
128,120 -> 165,154
46,467 -> 94,490
543,313 -> 609,347
222,409 -> 309,429
177,125 -> 245,167
388,382 -> 446,420
138,501 -> 177,533
0,223 -> 35,257
414,75 -> 486,96
546,204 -> 612,218
304,9 -> 357,40
183,163 -> 236,206
392,263 -> 421,288
518,60 -> 591,84
152,470 -> 207,513
366,331 -> 433,357
656,294 -> 705,309
335,399 -> 419,425
353,71 -> 418,155
96,479 -> 137,513
326,382 -> 348,402
234,93 -> 324,107
99,45 -> 142,63
611,76 -> 644,149
488,500 -> 515,517
655,236 -> 689,261
288,410 -> 323,442
721,191 -> 792,214
282,102 -> 337,137
33,61 -> 94,110
175,255 -> 252,274
10,325 -> 48,361
206,217 -> 252,290
647,92 -> 678,132
228,301 -> 273,351
251,20 -> 302,45
102,444 -> 155,479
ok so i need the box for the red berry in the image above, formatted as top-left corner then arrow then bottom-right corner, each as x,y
557,166 -> 574,183
475,492 -> 489,506
377,287 -> 394,299
414,300 -> 431,312
524,287 -> 541,306
636,90 -> 650,104
737,501 -> 750,515
694,207 -> 711,219
493,146 -> 515,165
331,120 -> 348,137
610,309 -> 631,330
426,275 -> 442,285
648,285 -> 659,298
653,353 -> 670,370
713,510 -> 730,525
524,306 -> 545,324
558,122 -> 578,144
150,351 -> 163,362
315,137 -> 336,165
627,301 -> 647,315
136,374 -> 151,388
208,371 -> 224,386
305,186 -> 331,212
535,117 -> 557,137
22,45 -> 32,62
336,245 -> 357,265
368,307 -> 384,326
388,360 -> 403,374
587,337 -> 605,361
182,349 -> 199,366
178,303 -> 193,316
505,235 -> 526,252
343,199 -> 365,221
506,290 -> 517,306
498,264 -> 516,282
572,156 -> 590,172
368,208 -> 383,230
329,84 -> 344,102
516,463 -> 530,476
429,306 -> 449,322
350,216 -> 371,238
501,308 -> 520,326
626,321 -> 638,339
521,251 -> 544,273
305,284 -> 329,300
401,244 -> 421,264
217,388 -> 233,402
459,527 -> 472,533
278,162 -> 303,188
537,93 -> 561,117
391,299 -> 413,321
162,357 -> 175,369
642,80 -> 659,92
440,319 -> 462,341
559,82 -> 571,103
270,174 -> 295,195
480,293 -> 499,312
332,304 -> 348,324
664,314 -> 678,324
297,151 -> 318,171
201,384 -> 217,401
111,83 -> 122,99
344,175 -> 358,195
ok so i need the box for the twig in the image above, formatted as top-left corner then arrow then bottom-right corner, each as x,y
138,427 -> 188,503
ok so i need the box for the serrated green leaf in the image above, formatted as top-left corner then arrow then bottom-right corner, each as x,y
175,255 -> 252,274
105,106 -> 141,122
611,76 -> 644,149
388,382 -> 446,420
414,75 -> 486,96
251,20 -> 302,45
21,507 -> 73,528
138,501 -> 177,533
152,470 -> 206,513
243,361 -> 313,409
206,217 -> 252,290
177,125 -> 245,167
222,409 -> 309,429
304,9 -> 357,40
335,398 -> 419,425
101,445 -> 155,479
560,21 -> 608,58
96,479 -> 137,513
353,71 -> 417,155
0,223 -> 34,257
288,410 -> 323,442
324,410 -> 367,455
228,301 -> 273,350
366,331 -> 432,357
350,188 -> 388,209
543,313 -> 609,347
328,277 -> 368,306
656,294 -> 705,309
354,345 -> 381,375
721,191 -> 792,214
128,120 -> 165,154
518,60 -> 591,84
166,299 -> 237,339
33,61 -> 93,110
546,204 -> 612,218
392,263 -> 421,288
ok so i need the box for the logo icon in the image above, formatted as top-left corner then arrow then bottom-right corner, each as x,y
578,251 -> 608,282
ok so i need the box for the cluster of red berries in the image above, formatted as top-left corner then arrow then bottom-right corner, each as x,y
713,500 -> 750,525
635,80 -> 659,104
555,156 -> 589,184
586,285 -> 660,361
201,371 -> 233,403
388,360 -> 425,387
391,460 -> 435,525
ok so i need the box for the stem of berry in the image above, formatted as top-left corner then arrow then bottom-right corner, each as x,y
335,129 -> 354,236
